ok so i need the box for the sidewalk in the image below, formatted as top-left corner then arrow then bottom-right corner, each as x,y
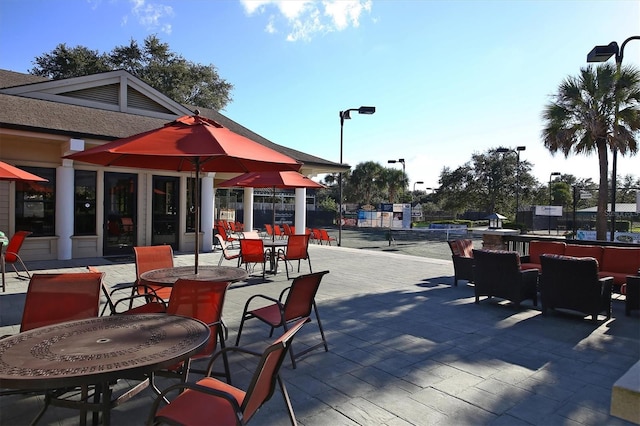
1,232 -> 638,425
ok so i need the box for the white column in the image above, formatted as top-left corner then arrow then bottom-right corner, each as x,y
201,173 -> 214,253
243,187 -> 254,231
295,188 -> 306,234
56,159 -> 75,260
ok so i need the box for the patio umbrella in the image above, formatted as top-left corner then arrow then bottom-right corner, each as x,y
218,170 -> 324,241
65,113 -> 301,272
0,161 -> 48,182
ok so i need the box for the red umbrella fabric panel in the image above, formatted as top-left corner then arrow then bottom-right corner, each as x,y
65,115 -> 301,173
0,161 -> 48,182
218,171 -> 324,189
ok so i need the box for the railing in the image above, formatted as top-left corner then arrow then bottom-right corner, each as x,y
504,234 -> 639,257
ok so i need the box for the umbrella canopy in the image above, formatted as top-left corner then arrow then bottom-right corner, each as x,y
65,113 -> 301,272
0,161 -> 48,182
218,171 -> 324,190
218,171 -> 324,240
65,114 -> 301,173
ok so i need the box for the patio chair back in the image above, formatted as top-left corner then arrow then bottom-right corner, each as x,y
274,224 -> 284,239
150,317 -> 309,426
134,245 -> 174,301
264,223 -> 274,237
3,230 -> 32,279
167,279 -> 230,362
239,238 -> 268,279
319,229 -> 336,246
216,224 -> 237,247
21,272 -> 103,332
447,239 -> 474,286
276,234 -> 312,279
282,223 -> 293,236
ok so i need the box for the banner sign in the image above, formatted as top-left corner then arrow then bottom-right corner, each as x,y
535,205 -> 563,217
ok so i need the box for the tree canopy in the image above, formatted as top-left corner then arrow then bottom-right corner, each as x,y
29,35 -> 233,110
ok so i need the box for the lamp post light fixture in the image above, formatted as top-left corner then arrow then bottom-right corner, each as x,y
549,172 -> 561,235
388,158 -> 406,200
339,106 -> 376,246
587,36 -> 640,241
497,146 -> 526,224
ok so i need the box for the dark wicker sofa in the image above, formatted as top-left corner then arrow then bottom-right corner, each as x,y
472,249 -> 538,307
539,254 -> 613,322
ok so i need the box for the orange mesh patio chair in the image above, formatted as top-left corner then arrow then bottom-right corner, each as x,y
133,245 -> 174,304
235,271 -> 330,368
273,224 -> 284,239
157,278 -> 232,383
275,234 -> 312,279
215,234 -> 240,266
311,228 -> 322,245
2,230 -> 32,280
238,238 -> 268,279
319,229 -> 336,246
216,223 -> 238,249
148,317 -> 309,426
282,223 -> 293,237
264,223 -> 274,238
20,272 -> 103,332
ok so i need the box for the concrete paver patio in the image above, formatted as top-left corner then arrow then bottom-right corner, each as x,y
0,234 -> 638,425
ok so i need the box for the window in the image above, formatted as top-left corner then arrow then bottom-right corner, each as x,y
74,170 -> 97,235
15,167 -> 55,237
186,177 -> 196,232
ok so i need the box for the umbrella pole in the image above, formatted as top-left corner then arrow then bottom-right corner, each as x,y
194,159 -> 200,273
272,186 -> 276,243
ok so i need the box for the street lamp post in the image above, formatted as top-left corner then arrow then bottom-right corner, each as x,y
497,146 -> 526,224
388,158 -> 406,200
339,106 -> 376,246
549,172 -> 561,235
587,36 -> 640,241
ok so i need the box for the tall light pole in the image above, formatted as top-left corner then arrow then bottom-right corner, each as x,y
497,146 -> 526,224
411,181 -> 423,225
587,36 -> 640,241
549,172 -> 561,235
339,106 -> 376,246
388,158 -> 406,200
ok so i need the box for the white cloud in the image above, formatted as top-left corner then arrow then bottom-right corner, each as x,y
128,0 -> 174,34
240,0 -> 372,41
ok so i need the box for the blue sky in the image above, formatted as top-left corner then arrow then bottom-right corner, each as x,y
1,0 -> 638,189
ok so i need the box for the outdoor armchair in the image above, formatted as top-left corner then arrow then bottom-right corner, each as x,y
235,271 -> 330,368
149,317 -> 309,426
472,249 -> 538,308
2,230 -> 32,282
540,254 -> 612,322
238,239 -> 269,279
133,245 -> 174,304
216,223 -> 239,249
319,229 -> 336,246
157,278 -> 232,383
447,239 -> 474,286
275,234 -> 312,279
215,234 -> 240,266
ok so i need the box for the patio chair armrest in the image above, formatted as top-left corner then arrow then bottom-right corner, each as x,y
242,293 -> 281,312
520,269 -> 539,279
278,285 -> 292,302
111,294 -> 167,314
148,382 -> 242,425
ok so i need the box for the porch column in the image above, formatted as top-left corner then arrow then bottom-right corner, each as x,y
295,188 -> 306,234
243,187 -> 254,231
56,159 -> 74,260
201,173 -> 214,253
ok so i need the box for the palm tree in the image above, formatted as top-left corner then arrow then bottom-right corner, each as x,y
542,63 -> 640,240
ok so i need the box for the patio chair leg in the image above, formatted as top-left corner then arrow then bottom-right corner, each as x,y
277,375 -> 298,426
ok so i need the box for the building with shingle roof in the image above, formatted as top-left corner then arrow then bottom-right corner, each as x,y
0,69 -> 344,261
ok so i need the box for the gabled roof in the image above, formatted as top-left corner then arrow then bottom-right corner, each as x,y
0,69 -> 347,175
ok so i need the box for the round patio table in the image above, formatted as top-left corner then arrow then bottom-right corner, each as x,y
140,265 -> 248,286
0,314 -> 210,425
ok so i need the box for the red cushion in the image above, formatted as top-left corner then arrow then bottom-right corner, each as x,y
601,247 -> 640,276
456,239 -> 474,258
564,245 -> 604,262
528,241 -> 566,264
520,262 -> 540,271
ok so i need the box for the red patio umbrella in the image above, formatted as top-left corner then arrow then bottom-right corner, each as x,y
65,113 -> 301,271
218,170 -> 324,241
0,161 -> 48,182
